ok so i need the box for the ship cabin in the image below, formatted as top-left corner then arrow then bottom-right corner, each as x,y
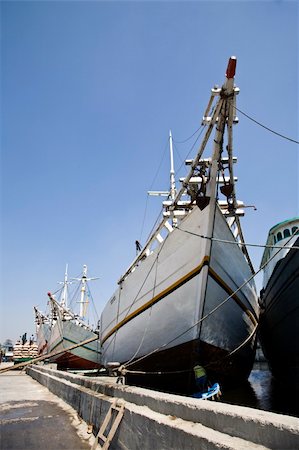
260,217 -> 299,289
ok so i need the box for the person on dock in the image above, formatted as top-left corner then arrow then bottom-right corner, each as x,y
21,333 -> 27,345
193,364 -> 208,392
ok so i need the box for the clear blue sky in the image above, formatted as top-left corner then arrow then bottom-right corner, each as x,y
1,1 -> 298,344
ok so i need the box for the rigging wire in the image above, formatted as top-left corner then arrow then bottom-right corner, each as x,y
175,126 -> 206,175
235,106 -> 299,144
139,138 -> 169,243
146,206 -> 164,242
68,282 -> 81,312
140,125 -> 206,243
139,125 -> 205,246
139,194 -> 149,244
124,249 -> 160,366
86,281 -> 99,326
139,125 -> 206,245
176,228 -> 299,251
172,124 -> 204,144
172,141 -> 184,166
51,286 -> 64,297
149,137 -> 170,190
101,237 -> 168,358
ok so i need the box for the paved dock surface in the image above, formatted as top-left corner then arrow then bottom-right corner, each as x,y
0,366 -> 92,450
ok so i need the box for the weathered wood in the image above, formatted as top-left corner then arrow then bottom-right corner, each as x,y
92,401 -> 125,450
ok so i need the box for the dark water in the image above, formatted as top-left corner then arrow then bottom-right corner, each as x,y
221,368 -> 299,418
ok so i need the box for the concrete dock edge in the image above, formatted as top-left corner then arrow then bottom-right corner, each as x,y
27,365 -> 299,450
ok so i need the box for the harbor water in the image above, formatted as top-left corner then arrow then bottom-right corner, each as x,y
221,368 -> 299,418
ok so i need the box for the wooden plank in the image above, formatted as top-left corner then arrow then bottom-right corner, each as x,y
102,405 -> 125,450
92,402 -> 125,450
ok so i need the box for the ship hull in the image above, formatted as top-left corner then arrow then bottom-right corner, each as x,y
47,320 -> 101,370
124,338 -> 255,394
36,322 -> 51,355
259,237 -> 299,388
100,205 -> 258,392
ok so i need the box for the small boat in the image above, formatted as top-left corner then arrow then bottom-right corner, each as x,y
99,57 -> 259,394
35,265 -> 101,369
259,217 -> 299,388
192,382 -> 221,400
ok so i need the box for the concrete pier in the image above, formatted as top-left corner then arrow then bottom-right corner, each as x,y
0,365 -> 93,450
26,364 -> 299,450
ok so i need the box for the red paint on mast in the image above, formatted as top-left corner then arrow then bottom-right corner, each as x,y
226,56 -> 237,79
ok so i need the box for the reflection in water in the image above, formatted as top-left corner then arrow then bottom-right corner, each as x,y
249,370 -> 273,411
220,377 -> 258,409
250,370 -> 299,418
222,369 -> 299,418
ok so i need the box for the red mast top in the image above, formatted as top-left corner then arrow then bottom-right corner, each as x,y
226,56 -> 237,79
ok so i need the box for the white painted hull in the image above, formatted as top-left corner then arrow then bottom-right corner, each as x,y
100,204 -> 258,386
47,320 -> 101,369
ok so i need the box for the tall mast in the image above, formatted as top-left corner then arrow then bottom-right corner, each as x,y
147,130 -> 178,220
206,57 -> 237,221
72,265 -> 99,319
59,264 -> 70,309
169,130 -> 176,201
79,265 -> 88,318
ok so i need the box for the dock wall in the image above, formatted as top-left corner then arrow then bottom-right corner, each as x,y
27,365 -> 299,450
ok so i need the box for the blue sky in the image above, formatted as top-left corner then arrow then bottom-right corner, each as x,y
1,0 -> 298,343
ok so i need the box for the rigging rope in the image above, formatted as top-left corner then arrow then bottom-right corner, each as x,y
139,138 -> 169,242
101,237 -> 168,358
175,126 -> 206,175
149,138 -> 170,189
176,228 -> 299,251
172,125 -> 204,144
139,125 -> 205,248
123,248 -> 160,367
139,194 -> 149,243
86,281 -> 99,321
235,106 -> 299,144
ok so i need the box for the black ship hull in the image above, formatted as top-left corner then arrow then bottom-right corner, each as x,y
259,237 -> 299,389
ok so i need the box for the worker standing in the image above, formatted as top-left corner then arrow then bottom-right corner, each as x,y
193,364 -> 208,392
